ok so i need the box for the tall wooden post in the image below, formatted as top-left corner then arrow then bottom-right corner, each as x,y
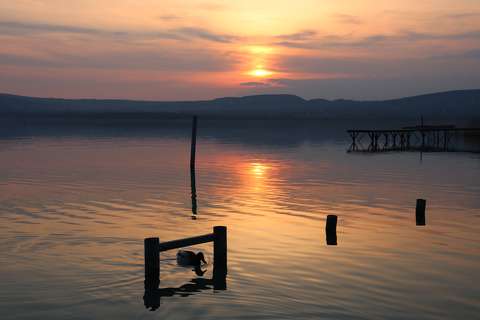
190,116 -> 198,217
190,116 -> 197,172
145,237 -> 160,290
326,215 -> 338,245
416,199 -> 426,226
213,226 -> 227,275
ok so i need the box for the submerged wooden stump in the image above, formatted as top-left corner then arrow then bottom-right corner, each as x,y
416,199 -> 426,226
326,215 -> 338,245
144,237 -> 160,290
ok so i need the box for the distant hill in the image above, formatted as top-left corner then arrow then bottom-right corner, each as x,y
1,90 -> 479,121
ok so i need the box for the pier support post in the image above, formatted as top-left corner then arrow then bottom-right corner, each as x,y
326,215 -> 338,245
213,226 -> 227,275
416,199 -> 426,226
145,237 -> 160,290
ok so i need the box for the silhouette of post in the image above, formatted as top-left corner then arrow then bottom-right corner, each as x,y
214,226 -> 227,275
416,199 -> 426,226
190,116 -> 198,217
145,237 -> 160,290
326,215 -> 338,245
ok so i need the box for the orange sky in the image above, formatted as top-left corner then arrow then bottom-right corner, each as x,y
0,0 -> 479,100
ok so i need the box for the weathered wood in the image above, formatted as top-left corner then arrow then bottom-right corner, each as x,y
326,215 -> 338,245
213,226 -> 227,274
416,199 -> 426,226
145,237 -> 160,290
158,233 -> 214,252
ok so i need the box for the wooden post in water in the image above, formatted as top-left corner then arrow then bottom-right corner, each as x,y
326,215 -> 338,245
190,116 -> 198,217
213,226 -> 227,275
416,199 -> 426,226
145,237 -> 160,290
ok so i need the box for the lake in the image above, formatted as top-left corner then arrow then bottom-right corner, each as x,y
0,120 -> 479,319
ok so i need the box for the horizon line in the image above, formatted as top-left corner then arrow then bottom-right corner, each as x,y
1,88 -> 479,104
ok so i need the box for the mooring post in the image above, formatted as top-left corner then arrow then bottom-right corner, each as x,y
190,116 -> 198,218
190,116 -> 197,171
326,215 -> 338,245
213,226 -> 227,275
145,237 -> 160,290
416,199 -> 426,226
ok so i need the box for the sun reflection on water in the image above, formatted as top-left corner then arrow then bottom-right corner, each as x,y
250,162 -> 269,177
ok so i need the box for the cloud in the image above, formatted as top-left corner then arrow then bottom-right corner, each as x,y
0,21 -> 100,35
240,81 -> 270,87
157,14 -> 181,21
174,27 -> 239,43
442,13 -> 480,20
333,14 -> 363,25
0,20 -> 239,43
240,79 -> 289,88
0,48 -> 238,72
276,30 -> 317,41
273,29 -> 480,49
430,49 -> 480,60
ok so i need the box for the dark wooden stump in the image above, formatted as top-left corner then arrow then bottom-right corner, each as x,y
145,237 -> 160,290
326,215 -> 338,245
416,199 -> 426,226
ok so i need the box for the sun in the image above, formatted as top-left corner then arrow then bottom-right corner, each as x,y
249,68 -> 273,78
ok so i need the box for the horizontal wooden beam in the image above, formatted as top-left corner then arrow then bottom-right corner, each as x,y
158,233 -> 215,252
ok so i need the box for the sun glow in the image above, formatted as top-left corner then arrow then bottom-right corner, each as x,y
249,68 -> 273,78
251,162 -> 269,177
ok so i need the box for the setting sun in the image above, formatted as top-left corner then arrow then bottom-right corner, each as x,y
249,69 -> 274,78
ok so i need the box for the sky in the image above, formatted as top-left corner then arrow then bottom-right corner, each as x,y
0,0 -> 479,101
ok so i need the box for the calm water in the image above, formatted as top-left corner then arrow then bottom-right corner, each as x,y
0,121 -> 479,320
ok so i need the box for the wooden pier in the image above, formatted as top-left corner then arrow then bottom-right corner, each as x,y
347,126 -> 480,153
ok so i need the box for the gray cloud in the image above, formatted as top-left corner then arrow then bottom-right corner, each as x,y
0,20 -> 239,43
157,14 -> 181,21
240,79 -> 288,88
240,81 -> 270,87
0,21 -> 101,35
175,27 -> 239,43
276,30 -> 317,41
430,49 -> 480,60
0,48 -> 238,72
273,29 -> 480,49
